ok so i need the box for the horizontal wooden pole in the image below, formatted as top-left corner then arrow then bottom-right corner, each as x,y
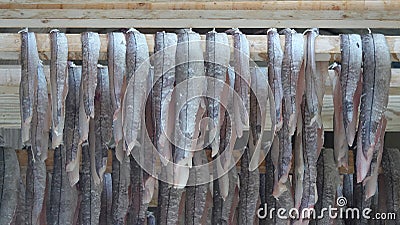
0,33 -> 400,62
0,1 -> 399,28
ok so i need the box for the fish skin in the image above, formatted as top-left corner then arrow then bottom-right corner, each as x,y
100,173 -> 112,225
123,28 -> 151,155
382,148 -> 400,225
238,146 -> 260,225
267,28 -> 284,132
314,149 -> 341,225
173,29 -> 205,187
205,31 -> 230,157
299,96 -> 318,216
81,32 -> 100,119
185,151 -> 210,225
340,34 -> 363,146
111,144 -> 130,225
31,61 -> 50,162
50,30 -> 69,149
153,31 -> 177,164
232,29 -> 251,138
20,31 -> 38,147
315,62 -> 328,156
363,117 -> 386,200
304,28 -> 320,125
357,34 -> 391,183
93,65 -> 113,184
280,28 -> 305,136
293,107 -> 304,210
0,146 -> 21,225
64,63 -> 82,186
249,67 -> 271,171
47,145 -> 79,225
79,142 -> 102,225
25,147 -> 47,225
107,32 -> 126,151
331,63 -> 349,168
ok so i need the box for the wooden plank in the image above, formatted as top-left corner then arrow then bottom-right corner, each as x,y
0,1 -> 399,28
1,34 -> 400,62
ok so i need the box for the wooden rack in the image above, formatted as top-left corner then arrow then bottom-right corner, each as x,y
0,1 -> 400,28
0,33 -> 399,131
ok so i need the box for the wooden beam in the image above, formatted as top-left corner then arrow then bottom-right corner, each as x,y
0,33 -> 400,62
0,1 -> 399,28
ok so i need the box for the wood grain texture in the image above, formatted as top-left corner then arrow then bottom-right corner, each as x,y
0,1 -> 399,28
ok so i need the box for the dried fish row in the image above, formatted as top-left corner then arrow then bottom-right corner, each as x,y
357,33 -> 391,183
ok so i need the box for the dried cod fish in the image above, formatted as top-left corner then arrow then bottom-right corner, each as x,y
153,31 -> 177,164
232,29 -> 250,138
49,30 -> 69,148
173,29 -> 205,187
100,173 -> 112,225
340,34 -> 363,146
123,28 -> 151,156
382,148 -> 400,224
79,120 -> 102,225
107,32 -> 126,159
331,63 -> 349,168
267,28 -> 284,132
280,28 -> 305,136
93,65 -> 113,184
314,149 -> 341,225
185,151 -> 210,225
25,60 -> 49,225
363,117 -> 386,200
111,145 -> 130,225
64,63 -> 82,186
48,145 -> 79,225
357,34 -> 391,182
205,30 -> 230,157
299,97 -> 319,218
81,32 -> 100,119
20,30 -> 38,146
0,146 -> 21,225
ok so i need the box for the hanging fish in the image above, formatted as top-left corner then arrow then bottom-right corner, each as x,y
100,173 -> 112,225
304,28 -> 320,125
299,96 -> 319,219
0,146 -> 21,225
64,62 -> 82,186
280,28 -> 305,136
357,34 -> 391,183
81,32 -> 100,119
111,145 -> 130,225
249,67 -> 272,171
107,32 -> 126,160
331,63 -> 349,168
19,30 -> 39,146
93,65 -> 113,184
232,29 -> 250,138
205,30 -> 230,157
185,151 -> 210,225
363,117 -> 386,200
153,31 -> 177,164
293,104 -> 304,210
48,144 -> 79,225
173,29 -> 205,187
267,28 -> 284,132
25,59 -> 49,225
382,148 -> 400,225
123,28 -> 151,156
340,34 -> 362,146
316,61 -> 328,155
49,29 -> 69,148
314,149 -> 341,225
